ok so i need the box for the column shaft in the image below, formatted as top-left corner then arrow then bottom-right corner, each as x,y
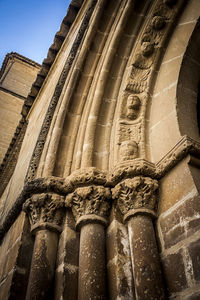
128,215 -> 165,300
78,222 -> 107,300
26,229 -> 58,300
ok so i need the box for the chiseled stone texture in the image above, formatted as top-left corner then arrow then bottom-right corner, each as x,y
54,211 -> 79,300
0,213 -> 33,300
106,218 -> 134,300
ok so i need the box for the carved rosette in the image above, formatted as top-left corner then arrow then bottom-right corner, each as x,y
112,176 -> 158,222
66,185 -> 111,229
23,193 -> 65,234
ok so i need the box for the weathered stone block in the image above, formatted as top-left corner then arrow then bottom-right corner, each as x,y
162,250 -> 188,294
0,270 -> 14,300
159,196 -> 200,249
188,238 -> 200,282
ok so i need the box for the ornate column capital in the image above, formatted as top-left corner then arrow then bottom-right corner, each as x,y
23,193 -> 65,234
66,185 -> 111,229
112,176 -> 158,222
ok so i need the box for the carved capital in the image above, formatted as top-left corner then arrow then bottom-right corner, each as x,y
66,185 -> 111,228
23,193 -> 65,234
112,177 -> 158,222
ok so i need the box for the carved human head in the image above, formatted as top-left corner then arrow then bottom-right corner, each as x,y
120,140 -> 138,161
141,41 -> 154,57
126,95 -> 141,120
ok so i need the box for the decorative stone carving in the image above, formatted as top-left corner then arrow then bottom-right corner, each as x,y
66,185 -> 111,227
126,94 -> 141,120
65,167 -> 107,188
117,123 -> 142,145
152,16 -> 166,30
112,176 -> 158,220
141,41 -> 155,57
156,135 -> 200,177
23,193 -> 65,233
119,140 -> 138,161
126,68 -> 150,94
119,0 -> 178,162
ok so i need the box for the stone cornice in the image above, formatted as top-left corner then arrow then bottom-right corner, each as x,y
0,52 -> 40,81
0,86 -> 26,101
156,135 -> 200,177
108,159 -> 157,186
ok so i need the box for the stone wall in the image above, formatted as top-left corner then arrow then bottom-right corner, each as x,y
0,0 -> 200,299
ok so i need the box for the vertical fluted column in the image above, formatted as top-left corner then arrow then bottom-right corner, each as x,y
112,176 -> 166,300
66,185 -> 111,300
23,193 -> 65,300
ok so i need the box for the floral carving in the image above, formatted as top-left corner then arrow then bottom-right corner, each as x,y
112,177 -> 158,216
23,193 -> 65,228
66,185 -> 111,221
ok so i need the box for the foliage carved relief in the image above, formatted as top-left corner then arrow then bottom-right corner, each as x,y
23,193 -> 65,229
66,185 -> 111,222
112,177 -> 158,216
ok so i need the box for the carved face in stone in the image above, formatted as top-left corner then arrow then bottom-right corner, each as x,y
126,95 -> 141,120
119,140 -> 138,161
141,41 -> 154,57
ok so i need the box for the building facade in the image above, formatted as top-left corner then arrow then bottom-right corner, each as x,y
0,53 -> 40,163
0,0 -> 200,299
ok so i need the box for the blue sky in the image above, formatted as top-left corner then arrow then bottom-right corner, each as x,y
0,0 -> 71,67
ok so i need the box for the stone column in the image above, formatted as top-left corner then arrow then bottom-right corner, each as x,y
66,185 -> 111,300
23,193 -> 65,300
112,176 -> 166,300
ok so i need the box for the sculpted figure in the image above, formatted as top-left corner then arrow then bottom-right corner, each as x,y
119,140 -> 138,161
126,95 -> 141,120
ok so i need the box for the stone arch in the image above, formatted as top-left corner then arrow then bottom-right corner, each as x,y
147,1 -> 200,163
177,18 -> 200,140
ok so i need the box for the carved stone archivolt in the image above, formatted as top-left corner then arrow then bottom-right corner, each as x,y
112,176 -> 158,222
66,185 -> 111,228
114,0 -> 181,164
23,193 -> 65,233
25,0 -> 98,183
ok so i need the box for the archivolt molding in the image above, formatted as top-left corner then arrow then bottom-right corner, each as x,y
25,0 -> 98,183
115,0 -> 186,163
